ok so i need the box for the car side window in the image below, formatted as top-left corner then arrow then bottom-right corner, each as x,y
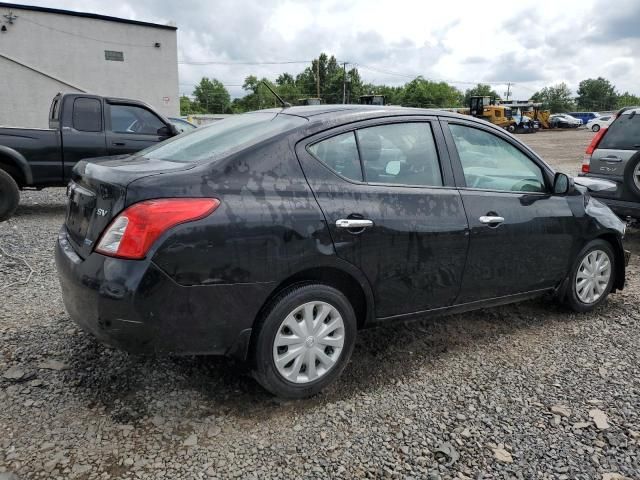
450,124 -> 546,193
308,132 -> 363,181
110,105 -> 165,135
356,123 -> 443,186
72,98 -> 102,132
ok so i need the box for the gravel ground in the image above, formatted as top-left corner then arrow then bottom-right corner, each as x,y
1,131 -> 639,480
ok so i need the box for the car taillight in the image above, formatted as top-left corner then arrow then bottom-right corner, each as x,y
582,127 -> 608,173
95,198 -> 220,260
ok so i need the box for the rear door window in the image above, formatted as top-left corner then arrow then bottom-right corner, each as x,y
356,123 -> 443,186
72,98 -> 102,132
308,132 -> 362,181
599,113 -> 640,150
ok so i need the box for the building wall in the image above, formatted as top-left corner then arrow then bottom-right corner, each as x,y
0,5 -> 178,128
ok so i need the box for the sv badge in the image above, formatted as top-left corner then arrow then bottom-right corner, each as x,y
96,208 -> 109,217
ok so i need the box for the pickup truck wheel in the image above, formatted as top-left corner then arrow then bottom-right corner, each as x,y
624,153 -> 640,198
0,169 -> 19,222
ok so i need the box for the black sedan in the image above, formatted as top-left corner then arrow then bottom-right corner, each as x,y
56,106 -> 628,398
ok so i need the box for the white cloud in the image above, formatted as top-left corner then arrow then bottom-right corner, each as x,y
19,0 -> 640,100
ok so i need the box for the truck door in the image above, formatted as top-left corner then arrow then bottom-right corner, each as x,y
106,103 -> 173,156
61,97 -> 108,182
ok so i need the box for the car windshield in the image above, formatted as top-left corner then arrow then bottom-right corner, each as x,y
136,112 -> 307,163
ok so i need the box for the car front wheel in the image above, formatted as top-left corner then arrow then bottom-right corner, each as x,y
252,283 -> 357,398
592,124 -> 600,132
564,239 -> 615,312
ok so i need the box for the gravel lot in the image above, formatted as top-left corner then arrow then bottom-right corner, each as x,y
1,129 -> 639,480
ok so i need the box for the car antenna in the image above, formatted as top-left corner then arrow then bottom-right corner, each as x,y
262,81 -> 291,109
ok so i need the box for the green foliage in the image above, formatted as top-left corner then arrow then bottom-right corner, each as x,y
464,84 -> 501,105
179,95 -> 200,115
181,57 -> 639,115
193,77 -> 231,114
616,92 -> 640,109
402,77 -> 463,108
530,83 -> 575,113
576,77 -> 617,111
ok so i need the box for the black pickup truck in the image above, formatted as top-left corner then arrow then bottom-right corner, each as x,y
0,93 -> 180,221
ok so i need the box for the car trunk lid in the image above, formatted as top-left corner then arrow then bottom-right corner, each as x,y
65,155 -> 195,258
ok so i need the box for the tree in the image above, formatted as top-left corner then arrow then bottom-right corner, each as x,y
616,91 -> 640,109
179,95 -> 200,115
193,77 -> 231,114
530,83 -> 575,113
402,77 -> 463,108
576,77 -> 617,111
464,84 -> 501,105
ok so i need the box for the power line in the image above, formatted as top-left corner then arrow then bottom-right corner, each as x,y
19,16 -> 158,47
179,59 -> 313,65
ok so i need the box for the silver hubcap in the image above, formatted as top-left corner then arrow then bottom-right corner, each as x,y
273,301 -> 345,384
576,249 -> 611,304
634,163 -> 640,191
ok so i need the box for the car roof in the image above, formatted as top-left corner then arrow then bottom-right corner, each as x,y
620,107 -> 640,115
260,104 -> 485,126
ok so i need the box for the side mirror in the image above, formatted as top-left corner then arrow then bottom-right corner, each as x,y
157,125 -> 176,137
553,172 -> 574,195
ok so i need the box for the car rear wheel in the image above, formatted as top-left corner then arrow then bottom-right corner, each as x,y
563,239 -> 615,312
591,124 -> 600,132
0,169 -> 20,222
252,283 -> 357,398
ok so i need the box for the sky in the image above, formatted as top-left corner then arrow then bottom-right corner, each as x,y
16,0 -> 640,100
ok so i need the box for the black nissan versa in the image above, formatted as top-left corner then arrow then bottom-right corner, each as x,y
55,105 -> 629,398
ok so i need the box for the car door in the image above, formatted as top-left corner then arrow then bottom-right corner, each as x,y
61,96 -> 108,182
441,119 -> 575,303
105,103 -> 172,156
296,118 -> 469,319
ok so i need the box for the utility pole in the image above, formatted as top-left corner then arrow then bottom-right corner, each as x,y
505,82 -> 513,102
315,59 -> 320,99
342,62 -> 347,104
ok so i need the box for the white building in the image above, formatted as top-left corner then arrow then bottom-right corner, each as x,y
0,2 -> 179,128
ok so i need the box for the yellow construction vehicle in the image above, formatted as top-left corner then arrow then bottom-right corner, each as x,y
359,95 -> 385,106
468,96 -> 517,131
523,106 -> 552,129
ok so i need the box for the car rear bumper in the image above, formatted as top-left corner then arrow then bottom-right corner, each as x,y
579,173 -> 640,219
55,227 -> 273,358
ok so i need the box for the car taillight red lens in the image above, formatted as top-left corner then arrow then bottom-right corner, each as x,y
585,127 -> 607,155
582,127 -> 608,174
96,198 -> 220,260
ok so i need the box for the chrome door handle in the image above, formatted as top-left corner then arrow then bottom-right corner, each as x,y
336,219 -> 374,229
479,215 -> 505,225
601,156 -> 622,163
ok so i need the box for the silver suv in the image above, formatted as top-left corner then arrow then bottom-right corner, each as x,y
581,107 -> 640,219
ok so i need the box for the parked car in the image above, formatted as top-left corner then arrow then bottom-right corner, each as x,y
585,115 -> 614,132
567,112 -> 600,124
56,106 -> 629,398
580,107 -> 640,219
0,93 -> 180,221
550,114 -> 582,128
168,117 -> 198,133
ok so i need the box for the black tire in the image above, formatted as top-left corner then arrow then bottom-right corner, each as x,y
592,124 -> 600,132
563,239 -> 615,313
623,153 -> 640,198
252,283 -> 357,398
0,169 -> 20,222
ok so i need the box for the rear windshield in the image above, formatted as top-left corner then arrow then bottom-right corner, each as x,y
600,112 -> 640,150
136,112 -> 306,163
